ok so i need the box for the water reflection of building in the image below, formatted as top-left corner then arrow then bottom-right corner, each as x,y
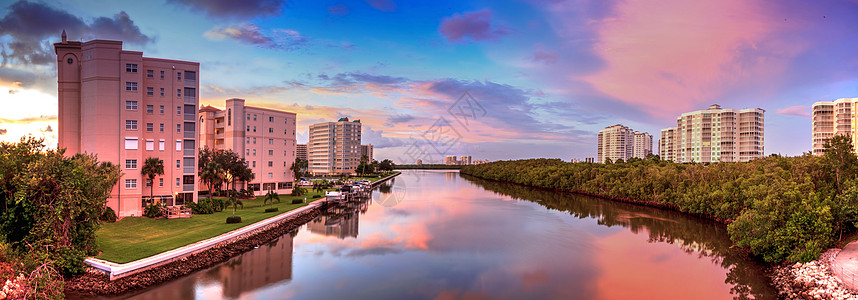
206,233 -> 295,298
308,210 -> 360,239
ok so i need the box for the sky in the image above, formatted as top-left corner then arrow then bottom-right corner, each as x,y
1,0 -> 857,163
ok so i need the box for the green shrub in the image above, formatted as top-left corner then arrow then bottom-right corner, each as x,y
187,199 -> 214,214
291,198 -> 303,204
144,203 -> 163,218
264,207 -> 278,213
291,186 -> 306,196
312,195 -> 322,199
99,206 -> 117,223
226,216 -> 242,224
210,197 -> 226,211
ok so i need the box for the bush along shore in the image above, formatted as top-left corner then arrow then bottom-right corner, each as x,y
64,207 -> 321,296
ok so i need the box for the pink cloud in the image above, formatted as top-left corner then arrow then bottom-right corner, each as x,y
575,0 -> 804,119
366,0 -> 396,12
775,105 -> 810,118
530,45 -> 557,65
439,9 -> 509,43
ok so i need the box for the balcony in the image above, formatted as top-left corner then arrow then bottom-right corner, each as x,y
183,166 -> 195,174
184,148 -> 195,157
215,133 -> 224,139
184,131 -> 195,139
184,113 -> 195,121
184,95 -> 195,104
183,184 -> 194,192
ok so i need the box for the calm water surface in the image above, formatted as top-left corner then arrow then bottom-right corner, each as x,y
108,170 -> 776,299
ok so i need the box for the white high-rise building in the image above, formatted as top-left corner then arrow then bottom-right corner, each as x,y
811,98 -> 858,155
309,118 -> 362,175
597,124 -> 651,163
660,104 -> 765,163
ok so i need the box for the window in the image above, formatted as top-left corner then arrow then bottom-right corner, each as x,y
252,161 -> 256,167
268,173 -> 273,179
125,179 -> 137,189
177,72 -> 182,80
145,140 -> 154,151
246,125 -> 250,132
147,87 -> 154,96
145,179 -> 152,187
253,114 -> 257,121
228,108 -> 232,126
177,89 -> 181,97
160,105 -> 164,114
268,139 -> 273,145
268,150 -> 273,156
125,159 -> 137,169
246,137 -> 250,144
176,178 -> 180,186
159,139 -> 165,151
146,123 -> 153,132
159,178 -> 163,187
247,113 -> 250,120
253,138 -> 256,144
184,71 -> 196,80
160,70 -> 165,79
160,123 -> 164,132
269,128 -> 273,133
126,120 -> 138,130
284,151 -> 287,156
176,124 -> 181,133
125,138 -> 138,149
246,149 -> 250,156
146,70 -> 153,78
253,126 -> 256,132
284,161 -> 287,167
177,106 -> 181,115
268,161 -> 273,167
126,64 -> 137,73
176,140 -> 181,151
184,88 -> 195,98
125,82 -> 138,91
160,88 -> 164,96
269,116 -> 274,122
146,105 -> 153,114
253,149 -> 256,156
126,101 -> 137,110
176,160 -> 180,168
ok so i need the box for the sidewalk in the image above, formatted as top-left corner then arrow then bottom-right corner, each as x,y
832,242 -> 858,290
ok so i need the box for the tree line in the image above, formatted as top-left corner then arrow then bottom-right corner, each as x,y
461,135 -> 858,263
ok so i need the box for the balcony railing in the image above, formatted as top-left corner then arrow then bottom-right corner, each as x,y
184,148 -> 195,157
183,184 -> 194,192
184,95 -> 195,104
184,131 -> 195,139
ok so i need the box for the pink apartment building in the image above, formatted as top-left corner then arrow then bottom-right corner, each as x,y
55,34 -> 199,217
199,99 -> 297,195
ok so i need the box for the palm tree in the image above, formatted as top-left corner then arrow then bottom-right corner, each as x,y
141,157 -> 164,204
226,189 -> 244,217
290,157 -> 307,190
264,190 -> 280,208
199,161 -> 223,200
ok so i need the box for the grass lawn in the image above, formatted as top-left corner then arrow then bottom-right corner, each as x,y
96,191 -> 326,264
350,171 -> 400,183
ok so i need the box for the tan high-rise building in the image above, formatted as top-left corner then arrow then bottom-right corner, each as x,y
296,144 -> 308,161
597,124 -> 651,163
445,155 -> 458,165
308,118 -> 362,175
659,127 -> 678,161
360,144 -> 373,162
633,131 -> 653,159
811,98 -> 858,155
55,35 -> 199,217
460,155 -> 472,165
199,98 -> 297,195
660,104 -> 765,163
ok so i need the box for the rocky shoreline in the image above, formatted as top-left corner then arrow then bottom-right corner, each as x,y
64,207 -> 322,296
772,249 -> 858,300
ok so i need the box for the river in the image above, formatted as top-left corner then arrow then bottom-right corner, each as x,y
106,170 -> 776,299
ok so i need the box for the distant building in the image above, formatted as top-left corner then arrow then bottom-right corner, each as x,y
659,104 -> 765,163
811,98 -> 858,155
597,124 -> 651,163
460,155 -> 472,165
570,158 -> 581,163
199,98 -> 297,195
360,144 -> 373,162
445,155 -> 458,165
633,131 -> 653,158
416,159 -> 423,165
309,118 -> 362,175
585,157 -> 594,163
659,127 -> 677,162
296,144 -> 308,161
55,35 -> 199,217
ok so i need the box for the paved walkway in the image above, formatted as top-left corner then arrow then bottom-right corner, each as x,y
832,242 -> 858,290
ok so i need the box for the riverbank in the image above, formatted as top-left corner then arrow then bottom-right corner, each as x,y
65,206 -> 321,296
